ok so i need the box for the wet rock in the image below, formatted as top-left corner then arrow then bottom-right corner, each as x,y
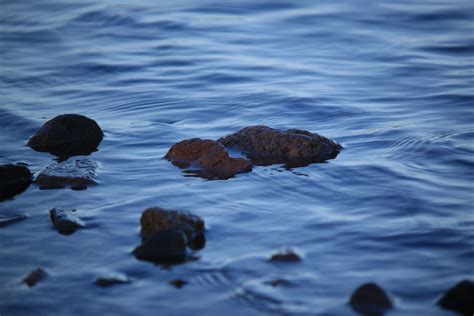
133,230 -> 187,264
0,164 -> 32,201
164,138 -> 252,179
169,279 -> 188,288
269,248 -> 302,262
140,207 -> 205,249
35,159 -> 97,190
49,208 -> 84,235
95,273 -> 130,287
349,283 -> 393,316
218,125 -> 341,167
23,268 -> 47,287
437,279 -> 474,315
0,214 -> 28,227
28,114 -> 103,158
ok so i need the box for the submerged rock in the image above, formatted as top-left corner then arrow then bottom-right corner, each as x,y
437,279 -> 474,315
269,248 -> 302,262
0,214 -> 28,227
349,283 -> 393,316
218,125 -> 341,167
140,207 -> 205,249
165,138 -> 252,179
35,159 -> 97,190
49,208 -> 84,235
169,279 -> 188,288
28,114 -> 103,158
133,230 -> 187,264
95,273 -> 130,287
23,268 -> 47,287
0,164 -> 32,201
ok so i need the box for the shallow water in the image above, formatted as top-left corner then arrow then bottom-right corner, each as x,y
1,0 -> 473,315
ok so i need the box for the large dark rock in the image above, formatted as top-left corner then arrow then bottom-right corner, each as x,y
49,208 -> 85,235
349,283 -> 393,316
28,114 -> 103,158
0,164 -> 32,201
35,159 -> 97,190
218,125 -> 342,167
23,268 -> 47,287
0,214 -> 28,227
437,279 -> 474,315
164,138 -> 252,179
133,230 -> 187,264
140,207 -> 205,249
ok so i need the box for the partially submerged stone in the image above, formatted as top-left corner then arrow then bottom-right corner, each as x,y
23,268 -> 47,287
437,279 -> 474,315
269,248 -> 302,262
49,208 -> 85,235
165,138 -> 252,179
0,214 -> 28,228
140,207 -> 205,249
349,283 -> 393,315
28,114 -> 103,158
169,279 -> 188,288
35,159 -> 97,190
218,125 -> 341,167
0,164 -> 32,201
95,273 -> 130,287
133,230 -> 187,264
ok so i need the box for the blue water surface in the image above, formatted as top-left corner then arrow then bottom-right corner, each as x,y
1,0 -> 473,315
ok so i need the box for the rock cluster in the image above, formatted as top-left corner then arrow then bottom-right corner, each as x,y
134,207 -> 206,263
28,114 -> 104,158
0,164 -> 32,201
165,138 -> 252,179
165,126 -> 341,179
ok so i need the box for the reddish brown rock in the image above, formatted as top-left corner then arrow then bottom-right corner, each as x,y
164,138 -> 252,179
140,207 -> 205,248
269,248 -> 302,262
28,114 -> 103,158
23,268 -> 47,287
218,125 -> 341,167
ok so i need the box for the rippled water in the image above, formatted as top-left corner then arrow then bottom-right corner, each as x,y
1,0 -> 473,315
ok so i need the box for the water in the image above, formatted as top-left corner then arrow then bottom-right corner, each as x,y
1,0 -> 473,315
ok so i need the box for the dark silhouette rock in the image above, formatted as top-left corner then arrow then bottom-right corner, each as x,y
23,268 -> 47,287
437,279 -> 474,315
0,164 -> 32,201
95,273 -> 130,287
35,159 -> 97,190
140,207 -> 205,249
349,283 -> 393,316
28,114 -> 103,158
169,279 -> 188,288
0,214 -> 28,227
165,138 -> 252,179
269,248 -> 302,262
133,230 -> 187,264
49,208 -> 84,235
218,125 -> 342,167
